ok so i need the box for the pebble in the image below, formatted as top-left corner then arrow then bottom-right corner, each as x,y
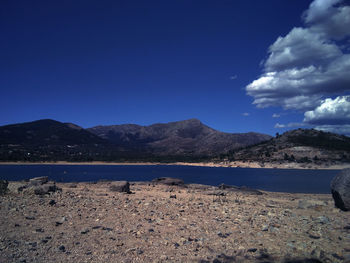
261,225 -> 269,231
58,245 -> 66,252
81,228 -> 90,234
55,216 -> 66,226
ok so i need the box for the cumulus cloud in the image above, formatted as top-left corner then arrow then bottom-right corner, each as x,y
246,0 -> 350,135
242,112 -> 250,116
304,96 -> 350,125
246,0 -> 350,110
304,0 -> 350,40
272,113 -> 280,118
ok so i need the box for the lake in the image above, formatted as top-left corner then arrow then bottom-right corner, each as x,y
0,164 -> 339,194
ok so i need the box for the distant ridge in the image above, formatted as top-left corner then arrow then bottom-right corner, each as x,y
87,118 -> 272,157
219,128 -> 350,165
0,119 -> 271,162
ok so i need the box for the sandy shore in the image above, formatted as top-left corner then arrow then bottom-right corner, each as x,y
1,180 -> 349,263
1,161 -> 350,170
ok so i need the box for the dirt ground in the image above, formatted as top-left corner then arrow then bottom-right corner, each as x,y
0,181 -> 349,263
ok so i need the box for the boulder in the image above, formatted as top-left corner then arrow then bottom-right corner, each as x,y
34,183 -> 61,195
29,176 -> 49,186
331,168 -> 350,211
0,180 -> 8,195
152,177 -> 185,186
109,181 -> 130,193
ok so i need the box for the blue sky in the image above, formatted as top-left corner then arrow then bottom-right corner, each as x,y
1,0 -> 349,135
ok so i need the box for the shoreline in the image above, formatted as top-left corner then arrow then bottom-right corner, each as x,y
0,160 -> 349,170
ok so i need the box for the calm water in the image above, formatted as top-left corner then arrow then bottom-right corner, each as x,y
0,165 -> 339,194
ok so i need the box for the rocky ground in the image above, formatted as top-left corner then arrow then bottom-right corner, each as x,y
0,180 -> 350,263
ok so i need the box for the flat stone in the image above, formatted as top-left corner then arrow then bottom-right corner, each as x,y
29,176 -> 48,186
109,181 -> 130,193
152,177 -> 185,186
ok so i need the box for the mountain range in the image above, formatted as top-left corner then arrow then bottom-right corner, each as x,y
87,119 -> 271,157
1,119 -> 349,165
0,119 -> 271,162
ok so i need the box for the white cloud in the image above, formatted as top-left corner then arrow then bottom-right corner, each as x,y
230,75 -> 237,80
245,0 -> 350,135
274,122 -> 306,129
274,123 -> 285,128
265,27 -> 341,71
304,95 -> 350,125
272,113 -> 280,118
242,112 -> 250,116
246,0 -> 350,110
304,0 -> 350,40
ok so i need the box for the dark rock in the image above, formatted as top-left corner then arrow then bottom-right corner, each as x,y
25,216 -> 35,220
49,199 -> 56,206
29,176 -> 48,186
170,194 -> 177,199
109,181 -> 130,193
34,183 -> 60,195
247,248 -> 257,253
81,228 -> 89,234
152,177 -> 185,186
214,253 -> 236,263
58,245 -> 66,252
17,184 -> 27,192
331,168 -> 350,211
332,253 -> 344,260
0,180 -> 8,195
217,232 -> 230,238
308,234 -> 320,239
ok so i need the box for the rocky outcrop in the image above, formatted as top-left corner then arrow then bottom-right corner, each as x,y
331,168 -> 350,211
34,183 -> 60,195
109,181 -> 130,193
152,177 -> 185,186
16,177 -> 61,195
